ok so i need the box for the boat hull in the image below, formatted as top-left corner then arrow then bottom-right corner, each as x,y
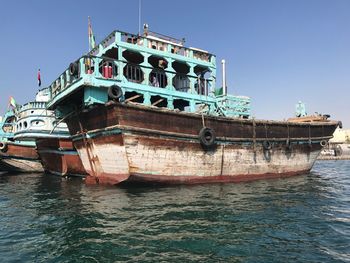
66,102 -> 338,185
0,142 -> 43,173
36,137 -> 86,177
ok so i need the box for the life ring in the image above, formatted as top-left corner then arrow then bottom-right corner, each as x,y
286,139 -> 292,150
199,127 -> 216,149
0,142 -> 7,152
320,140 -> 327,147
69,62 -> 79,76
262,140 -> 272,150
108,85 -> 123,100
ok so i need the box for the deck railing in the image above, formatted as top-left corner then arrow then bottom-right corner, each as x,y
216,95 -> 251,118
90,30 -> 213,63
47,55 -> 251,118
18,101 -> 47,112
49,55 -> 213,97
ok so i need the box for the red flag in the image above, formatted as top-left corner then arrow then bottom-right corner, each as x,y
38,69 -> 41,87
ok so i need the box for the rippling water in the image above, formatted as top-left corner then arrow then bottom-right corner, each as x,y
0,161 -> 349,262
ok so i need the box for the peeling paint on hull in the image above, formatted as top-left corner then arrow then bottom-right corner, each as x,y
0,158 -> 43,173
66,103 -> 338,186
0,142 -> 43,173
36,138 -> 86,177
128,170 -> 311,185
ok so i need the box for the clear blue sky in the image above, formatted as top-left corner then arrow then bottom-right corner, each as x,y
0,0 -> 349,127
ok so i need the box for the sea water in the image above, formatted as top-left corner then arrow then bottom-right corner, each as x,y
0,161 -> 349,262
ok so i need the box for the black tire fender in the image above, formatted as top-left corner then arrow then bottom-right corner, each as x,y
69,62 -> 79,76
320,140 -> 327,147
199,127 -> 216,148
262,140 -> 272,150
0,142 -> 8,152
108,85 -> 123,100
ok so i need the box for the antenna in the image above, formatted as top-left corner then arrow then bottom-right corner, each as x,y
138,0 -> 142,35
221,59 -> 227,95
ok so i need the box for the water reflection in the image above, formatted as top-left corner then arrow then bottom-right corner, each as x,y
0,161 -> 349,262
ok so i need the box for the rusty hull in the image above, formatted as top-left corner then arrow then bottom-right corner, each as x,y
66,102 -> 339,185
36,137 -> 87,177
0,142 -> 43,172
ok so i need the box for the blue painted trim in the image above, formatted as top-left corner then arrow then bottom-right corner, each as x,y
38,149 -> 78,156
71,126 -> 326,147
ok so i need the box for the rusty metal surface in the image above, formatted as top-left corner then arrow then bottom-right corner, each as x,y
0,142 -> 39,160
36,138 -> 86,176
63,103 -> 338,185
68,103 -> 337,141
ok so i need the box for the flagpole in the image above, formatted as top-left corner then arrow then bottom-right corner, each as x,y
88,16 -> 91,52
138,0 -> 142,35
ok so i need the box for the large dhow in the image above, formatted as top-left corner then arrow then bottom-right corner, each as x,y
0,106 -> 42,172
46,27 -> 340,185
13,88 -> 86,176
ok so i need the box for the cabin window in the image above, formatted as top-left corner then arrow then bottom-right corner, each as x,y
3,124 -> 13,133
122,50 -> 144,64
23,121 -> 28,129
124,91 -> 144,104
31,119 -> 45,127
103,47 -> 118,60
150,95 -> 168,108
123,64 -> 144,83
172,61 -> 189,74
99,60 -> 117,79
173,74 -> 190,92
149,69 -> 167,88
173,99 -> 189,111
84,57 -> 95,75
148,55 -> 168,69
195,77 -> 208,95
194,66 -> 211,96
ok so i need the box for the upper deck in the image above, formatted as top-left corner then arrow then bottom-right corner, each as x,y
0,110 -> 15,139
89,30 -> 215,67
46,28 -> 250,119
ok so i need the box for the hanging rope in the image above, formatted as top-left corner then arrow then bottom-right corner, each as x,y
308,124 -> 312,146
201,113 -> 206,128
253,118 -> 256,152
76,113 -> 98,182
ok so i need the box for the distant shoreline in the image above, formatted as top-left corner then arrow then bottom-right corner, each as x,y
318,155 -> 350,160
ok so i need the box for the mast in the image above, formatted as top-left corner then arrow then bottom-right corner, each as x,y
138,0 -> 142,35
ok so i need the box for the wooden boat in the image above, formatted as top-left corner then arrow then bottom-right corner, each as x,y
12,88 -> 86,176
0,110 -> 42,172
43,27 -> 340,185
36,137 -> 86,177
